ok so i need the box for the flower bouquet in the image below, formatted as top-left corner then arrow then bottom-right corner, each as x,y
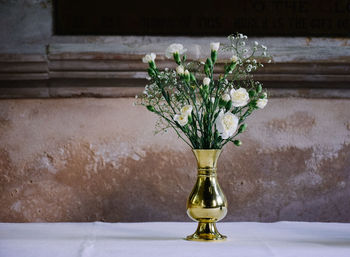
136,34 -> 270,241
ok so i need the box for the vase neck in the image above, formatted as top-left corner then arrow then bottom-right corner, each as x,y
192,149 -> 221,175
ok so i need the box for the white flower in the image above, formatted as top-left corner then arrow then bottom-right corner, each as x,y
174,113 -> 188,126
184,70 -> 190,76
257,98 -> 268,109
176,65 -> 185,75
262,45 -> 267,50
203,77 -> 211,86
254,41 -> 259,46
181,105 -> 192,116
210,42 -> 220,51
215,110 -> 239,139
165,43 -> 187,58
230,88 -> 249,107
240,41 -> 246,46
222,93 -> 231,102
231,55 -> 238,62
211,97 -> 215,103
142,53 -> 156,63
246,64 -> 252,72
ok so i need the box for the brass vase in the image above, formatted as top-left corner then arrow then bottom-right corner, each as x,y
186,149 -> 228,241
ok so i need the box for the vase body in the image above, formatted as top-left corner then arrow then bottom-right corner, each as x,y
186,149 -> 227,241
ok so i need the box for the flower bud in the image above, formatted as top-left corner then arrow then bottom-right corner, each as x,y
259,92 -> 267,99
231,55 -> 238,63
188,114 -> 193,124
147,68 -> 156,77
211,50 -> 217,63
190,73 -> 196,82
173,52 -> 181,65
184,70 -> 190,82
238,124 -> 247,133
146,105 -> 155,112
176,65 -> 185,75
203,77 -> 211,86
210,42 -> 220,51
256,84 -> 262,93
204,65 -> 210,76
206,58 -> 213,68
149,61 -> 156,70
222,93 -> 231,102
233,140 -> 242,146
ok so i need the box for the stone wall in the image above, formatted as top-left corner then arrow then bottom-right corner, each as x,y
0,98 -> 349,222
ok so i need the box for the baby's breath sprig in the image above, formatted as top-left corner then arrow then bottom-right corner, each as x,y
135,34 -> 270,149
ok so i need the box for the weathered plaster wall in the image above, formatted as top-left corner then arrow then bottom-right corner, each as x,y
0,0 -> 52,53
0,98 -> 349,222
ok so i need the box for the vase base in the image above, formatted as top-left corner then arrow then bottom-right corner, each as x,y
186,222 -> 227,241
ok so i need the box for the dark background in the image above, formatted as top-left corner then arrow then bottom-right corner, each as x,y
54,0 -> 350,36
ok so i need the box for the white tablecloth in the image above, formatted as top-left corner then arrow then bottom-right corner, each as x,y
1,222 -> 350,257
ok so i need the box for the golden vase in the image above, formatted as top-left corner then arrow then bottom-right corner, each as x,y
186,149 -> 227,241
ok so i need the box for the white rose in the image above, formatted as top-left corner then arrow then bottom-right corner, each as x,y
215,110 -> 239,139
231,55 -> 238,62
203,77 -> 211,86
176,65 -> 185,75
165,43 -> 187,58
181,105 -> 192,116
174,113 -> 188,126
230,88 -> 249,107
210,42 -> 220,51
142,53 -> 156,63
257,98 -> 268,109
222,93 -> 231,102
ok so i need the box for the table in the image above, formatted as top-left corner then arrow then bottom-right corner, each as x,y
1,222 -> 350,257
